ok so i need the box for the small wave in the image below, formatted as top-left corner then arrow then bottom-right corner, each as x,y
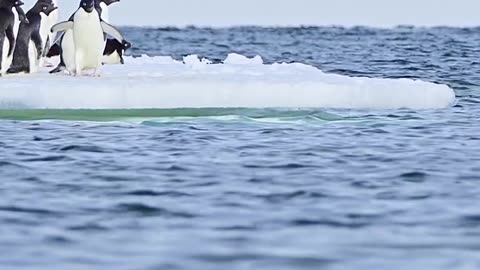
115,203 -> 196,218
23,155 -> 72,162
55,145 -> 108,153
0,108 -> 343,122
121,190 -> 193,197
0,206 -> 62,216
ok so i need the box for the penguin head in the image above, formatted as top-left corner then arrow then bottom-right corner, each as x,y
13,0 -> 24,6
12,0 -> 29,24
1,0 -> 23,7
35,0 -> 57,16
80,0 -> 95,13
40,2 -> 58,16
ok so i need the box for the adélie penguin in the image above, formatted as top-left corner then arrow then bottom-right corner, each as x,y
49,0 -> 128,74
51,0 -> 130,76
7,0 -> 57,74
0,0 -> 28,76
46,0 -> 58,43
102,38 -> 125,64
40,0 -> 58,66
98,0 -> 127,65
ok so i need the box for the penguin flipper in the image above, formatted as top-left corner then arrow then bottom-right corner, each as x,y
100,21 -> 128,45
51,21 -> 74,33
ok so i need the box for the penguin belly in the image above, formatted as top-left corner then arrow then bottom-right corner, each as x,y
103,51 -> 121,65
73,11 -> 104,74
44,2 -> 58,67
47,1 -> 59,44
38,13 -> 50,66
1,40 -> 12,74
12,7 -> 20,36
61,30 -> 76,74
28,41 -> 39,73
36,13 -> 51,70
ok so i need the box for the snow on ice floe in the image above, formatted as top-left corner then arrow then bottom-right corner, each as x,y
0,54 -> 455,110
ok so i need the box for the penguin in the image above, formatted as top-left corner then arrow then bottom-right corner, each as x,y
102,38 -> 125,64
97,0 -> 126,65
49,0 -> 125,73
39,0 -> 57,66
0,0 -> 28,75
7,0 -> 57,74
51,0 -> 130,76
46,0 -> 58,46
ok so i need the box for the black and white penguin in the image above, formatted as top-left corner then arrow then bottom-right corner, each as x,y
98,0 -> 126,65
39,0 -> 58,65
49,0 -> 127,74
46,0 -> 58,44
0,0 -> 28,75
7,0 -> 57,74
51,0 -> 130,76
103,38 -> 125,64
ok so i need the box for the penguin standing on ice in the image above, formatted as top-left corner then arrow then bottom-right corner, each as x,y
97,0 -> 127,65
39,0 -> 58,66
0,0 -> 28,75
51,0 -> 130,76
46,0 -> 58,44
49,0 -> 127,73
7,0 -> 57,74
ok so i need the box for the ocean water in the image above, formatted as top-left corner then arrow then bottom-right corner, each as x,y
1,26 -> 480,269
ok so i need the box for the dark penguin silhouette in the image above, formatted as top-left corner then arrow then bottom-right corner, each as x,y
7,0 -> 57,74
0,0 -> 28,75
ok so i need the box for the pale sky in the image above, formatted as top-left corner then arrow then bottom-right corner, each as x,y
25,0 -> 480,27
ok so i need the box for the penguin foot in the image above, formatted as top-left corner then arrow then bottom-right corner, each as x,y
7,67 -> 28,74
49,65 -> 65,74
84,71 -> 101,77
92,69 -> 102,77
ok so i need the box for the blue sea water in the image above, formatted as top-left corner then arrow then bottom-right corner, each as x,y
1,26 -> 480,270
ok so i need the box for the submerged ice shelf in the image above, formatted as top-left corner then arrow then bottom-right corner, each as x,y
0,54 -> 455,110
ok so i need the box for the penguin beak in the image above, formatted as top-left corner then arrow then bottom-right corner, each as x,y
45,6 -> 58,16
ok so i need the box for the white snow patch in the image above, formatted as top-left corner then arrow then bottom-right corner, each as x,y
0,53 -> 456,110
224,53 -> 264,65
